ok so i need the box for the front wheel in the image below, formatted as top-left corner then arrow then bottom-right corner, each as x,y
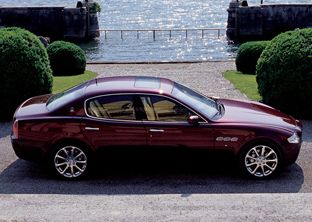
51,144 -> 90,179
239,142 -> 282,178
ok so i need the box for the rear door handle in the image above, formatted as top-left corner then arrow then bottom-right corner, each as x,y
85,127 -> 100,131
150,129 -> 164,133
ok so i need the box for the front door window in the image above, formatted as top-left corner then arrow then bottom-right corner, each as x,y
140,95 -> 195,122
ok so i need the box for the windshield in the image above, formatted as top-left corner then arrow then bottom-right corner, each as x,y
172,82 -> 219,119
47,81 -> 89,111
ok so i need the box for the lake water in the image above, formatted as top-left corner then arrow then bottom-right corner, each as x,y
1,0 -> 310,62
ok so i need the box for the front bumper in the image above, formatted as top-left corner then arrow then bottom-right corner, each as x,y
283,138 -> 302,166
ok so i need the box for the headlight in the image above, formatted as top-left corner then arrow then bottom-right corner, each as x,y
287,132 -> 300,144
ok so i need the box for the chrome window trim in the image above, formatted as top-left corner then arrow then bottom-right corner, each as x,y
84,93 -> 140,122
137,93 -> 208,124
84,93 -> 208,124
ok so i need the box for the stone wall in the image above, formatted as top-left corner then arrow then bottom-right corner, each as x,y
227,2 -> 312,40
0,6 -> 99,41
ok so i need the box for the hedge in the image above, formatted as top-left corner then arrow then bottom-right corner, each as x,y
0,27 -> 53,121
256,29 -> 312,118
236,41 -> 270,74
47,41 -> 86,76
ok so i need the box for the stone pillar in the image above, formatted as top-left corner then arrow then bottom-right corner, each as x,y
88,11 -> 100,39
80,1 -> 100,39
226,0 -> 242,39
63,7 -> 87,40
237,6 -> 262,37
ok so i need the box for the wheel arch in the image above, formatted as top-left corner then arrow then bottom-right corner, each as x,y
44,138 -> 94,161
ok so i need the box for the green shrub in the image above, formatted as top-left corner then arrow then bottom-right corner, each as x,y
88,2 -> 102,12
47,41 -> 86,76
235,41 -> 270,74
256,29 -> 312,118
0,27 -> 53,121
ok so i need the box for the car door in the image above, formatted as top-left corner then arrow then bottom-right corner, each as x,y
81,94 -> 147,150
138,94 -> 215,149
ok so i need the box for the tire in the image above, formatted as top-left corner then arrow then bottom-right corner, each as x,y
239,141 -> 283,178
51,143 -> 91,179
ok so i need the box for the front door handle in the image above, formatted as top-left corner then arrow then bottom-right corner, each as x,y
85,127 -> 100,131
150,129 -> 164,133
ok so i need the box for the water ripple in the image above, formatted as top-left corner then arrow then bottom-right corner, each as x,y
1,0 -> 309,61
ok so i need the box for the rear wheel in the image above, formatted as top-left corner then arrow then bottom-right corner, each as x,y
239,141 -> 282,178
51,144 -> 91,179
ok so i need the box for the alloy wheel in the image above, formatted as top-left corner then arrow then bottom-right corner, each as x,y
244,145 -> 278,177
54,146 -> 88,178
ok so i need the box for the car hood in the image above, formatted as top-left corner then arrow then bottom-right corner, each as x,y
216,98 -> 300,130
14,94 -> 53,119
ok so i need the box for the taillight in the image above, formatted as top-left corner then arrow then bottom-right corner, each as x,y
13,120 -> 18,139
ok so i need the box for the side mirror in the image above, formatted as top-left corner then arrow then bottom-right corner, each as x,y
188,115 -> 199,125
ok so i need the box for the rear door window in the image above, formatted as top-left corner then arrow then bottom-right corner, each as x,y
86,95 -> 135,120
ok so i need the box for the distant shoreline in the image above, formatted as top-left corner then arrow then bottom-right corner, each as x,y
86,60 -> 235,65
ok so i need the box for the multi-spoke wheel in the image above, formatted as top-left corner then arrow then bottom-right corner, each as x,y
52,145 -> 90,179
239,142 -> 282,178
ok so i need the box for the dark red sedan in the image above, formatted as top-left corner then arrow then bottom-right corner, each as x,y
11,76 -> 303,179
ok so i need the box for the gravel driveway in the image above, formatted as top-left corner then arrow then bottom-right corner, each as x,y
1,61 -> 312,221
86,61 -> 245,100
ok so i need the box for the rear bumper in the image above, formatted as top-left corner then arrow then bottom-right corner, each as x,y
11,135 -> 50,162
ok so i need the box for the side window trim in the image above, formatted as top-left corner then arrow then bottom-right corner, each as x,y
133,95 -> 147,121
136,93 -> 208,123
84,93 -> 141,122
84,93 -> 208,123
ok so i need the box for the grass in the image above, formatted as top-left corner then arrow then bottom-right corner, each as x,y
52,71 -> 98,93
222,70 -> 262,101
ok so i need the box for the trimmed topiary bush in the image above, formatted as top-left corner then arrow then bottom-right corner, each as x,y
236,41 -> 270,74
47,41 -> 86,76
0,27 -> 53,121
256,28 -> 312,118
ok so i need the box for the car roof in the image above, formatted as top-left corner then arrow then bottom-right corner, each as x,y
84,76 -> 175,97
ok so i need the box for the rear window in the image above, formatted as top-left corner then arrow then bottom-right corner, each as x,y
47,81 -> 89,111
